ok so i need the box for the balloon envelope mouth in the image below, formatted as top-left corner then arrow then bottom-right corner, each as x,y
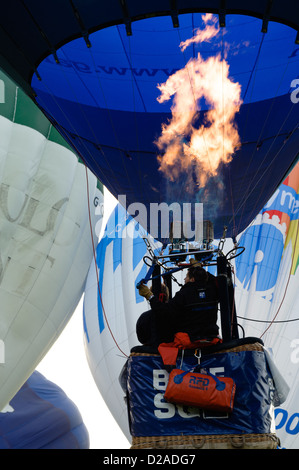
31,13 -> 298,240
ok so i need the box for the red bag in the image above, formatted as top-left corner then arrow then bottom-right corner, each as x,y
164,368 -> 236,413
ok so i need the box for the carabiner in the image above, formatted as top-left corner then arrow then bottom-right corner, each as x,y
194,349 -> 201,364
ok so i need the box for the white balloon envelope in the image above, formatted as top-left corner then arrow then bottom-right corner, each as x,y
0,70 -> 103,411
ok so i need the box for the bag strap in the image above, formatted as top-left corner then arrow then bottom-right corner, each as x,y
193,365 -> 226,391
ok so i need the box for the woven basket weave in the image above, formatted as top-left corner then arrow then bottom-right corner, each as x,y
131,433 -> 279,449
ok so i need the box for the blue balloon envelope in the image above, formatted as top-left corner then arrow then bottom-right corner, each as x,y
30,13 -> 298,240
0,3 -> 298,241
0,371 -> 89,449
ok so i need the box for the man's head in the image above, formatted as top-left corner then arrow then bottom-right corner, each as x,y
184,264 -> 208,284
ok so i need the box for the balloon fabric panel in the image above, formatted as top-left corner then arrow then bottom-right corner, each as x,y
0,371 -> 89,449
0,69 -> 102,411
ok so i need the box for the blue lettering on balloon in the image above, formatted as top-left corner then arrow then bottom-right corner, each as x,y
264,184 -> 299,220
275,408 -> 299,436
95,205 -> 130,332
94,204 -> 155,333
286,413 -> 299,435
275,408 -> 288,430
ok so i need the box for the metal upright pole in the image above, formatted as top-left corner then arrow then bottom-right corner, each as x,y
217,255 -> 232,342
151,261 -> 161,297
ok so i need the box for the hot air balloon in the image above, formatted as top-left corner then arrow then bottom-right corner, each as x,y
84,160 -> 298,448
0,68 -> 103,412
0,370 -> 89,449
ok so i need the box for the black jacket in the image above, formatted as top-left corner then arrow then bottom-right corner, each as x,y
136,273 -> 219,346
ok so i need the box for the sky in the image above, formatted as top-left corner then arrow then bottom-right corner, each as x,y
37,188 -> 130,450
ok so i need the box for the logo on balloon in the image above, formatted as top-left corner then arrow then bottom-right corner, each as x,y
235,173 -> 299,293
290,79 -> 299,104
236,220 -> 285,292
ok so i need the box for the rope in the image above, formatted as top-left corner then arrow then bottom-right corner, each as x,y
238,316 -> 299,324
84,163 -> 129,358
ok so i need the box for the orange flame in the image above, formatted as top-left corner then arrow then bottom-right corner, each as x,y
180,13 -> 219,52
155,15 -> 242,191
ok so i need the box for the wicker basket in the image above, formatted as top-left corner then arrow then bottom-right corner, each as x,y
129,341 -> 279,450
130,340 -> 265,359
131,433 -> 280,449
